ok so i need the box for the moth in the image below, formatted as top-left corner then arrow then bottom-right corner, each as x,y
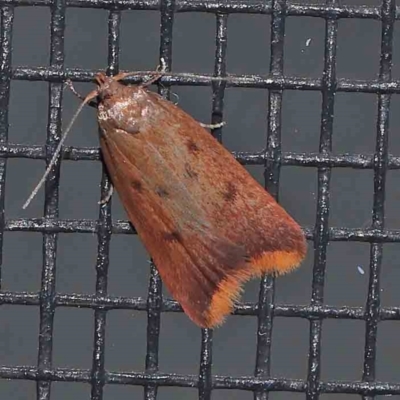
24,70 -> 307,328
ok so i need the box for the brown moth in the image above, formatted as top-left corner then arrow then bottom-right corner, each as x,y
25,71 -> 307,328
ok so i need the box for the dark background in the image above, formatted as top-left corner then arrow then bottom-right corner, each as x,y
1,0 -> 400,399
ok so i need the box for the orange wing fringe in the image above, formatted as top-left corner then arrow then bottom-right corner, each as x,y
206,249 -> 305,327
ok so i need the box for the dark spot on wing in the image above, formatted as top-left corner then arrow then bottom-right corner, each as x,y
156,187 -> 169,197
185,163 -> 198,179
186,139 -> 200,154
164,231 -> 182,242
222,182 -> 237,202
244,255 -> 252,263
131,180 -> 143,191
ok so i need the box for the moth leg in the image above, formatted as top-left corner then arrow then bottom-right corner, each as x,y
157,57 -> 168,73
140,72 -> 164,88
140,57 -> 168,88
65,80 -> 98,108
199,121 -> 226,130
98,184 -> 114,205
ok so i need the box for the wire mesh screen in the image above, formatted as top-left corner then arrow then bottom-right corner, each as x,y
0,0 -> 400,399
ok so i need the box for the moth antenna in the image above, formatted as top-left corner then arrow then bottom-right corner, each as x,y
113,58 -> 167,87
113,71 -> 164,87
66,80 -> 98,108
22,88 -> 98,210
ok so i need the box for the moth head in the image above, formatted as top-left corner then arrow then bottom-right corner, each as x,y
22,70 -> 155,209
95,72 -> 124,103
